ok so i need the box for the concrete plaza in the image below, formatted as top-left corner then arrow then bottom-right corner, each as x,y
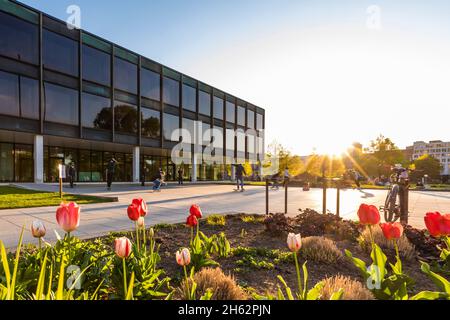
0,183 -> 449,248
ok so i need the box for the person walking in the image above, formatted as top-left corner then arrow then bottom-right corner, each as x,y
106,158 -> 116,191
152,168 -> 163,192
178,166 -> 184,185
234,164 -> 246,192
68,162 -> 76,188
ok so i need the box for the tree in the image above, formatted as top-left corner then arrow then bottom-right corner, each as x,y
410,154 -> 442,182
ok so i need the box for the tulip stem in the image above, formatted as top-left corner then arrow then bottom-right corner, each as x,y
38,237 -> 42,251
135,221 -> 140,253
183,265 -> 191,300
122,258 -> 127,298
368,225 -> 375,249
190,227 -> 194,246
293,252 -> 303,300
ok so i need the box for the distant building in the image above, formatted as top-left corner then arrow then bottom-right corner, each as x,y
408,141 -> 450,177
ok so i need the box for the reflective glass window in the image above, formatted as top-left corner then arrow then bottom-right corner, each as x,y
44,82 -> 79,125
163,113 -> 179,141
182,84 -> 196,112
114,101 -> 138,134
257,113 -> 263,130
82,93 -> 112,130
0,70 -> 19,117
141,68 -> 160,100
213,96 -> 224,120
237,106 -> 246,127
163,77 -> 179,106
226,129 -> 235,151
82,45 -> 111,85
43,29 -> 78,76
199,91 -> 211,116
247,110 -> 255,129
141,107 -> 160,139
114,57 -> 137,93
0,11 -> 38,64
226,101 -> 235,123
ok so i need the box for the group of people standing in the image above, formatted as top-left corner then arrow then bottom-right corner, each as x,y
63,159 -> 291,193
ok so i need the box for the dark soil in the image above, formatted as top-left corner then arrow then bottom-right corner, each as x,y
149,213 -> 439,297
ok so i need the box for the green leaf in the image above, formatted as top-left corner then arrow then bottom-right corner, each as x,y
421,262 -> 450,294
330,288 -> 344,300
125,272 -> 135,300
307,281 -> 324,300
345,249 -> 368,278
277,275 -> 294,300
35,252 -> 48,300
371,244 -> 387,280
410,291 -> 449,300
0,241 -> 11,298
302,262 -> 308,300
56,251 -> 66,300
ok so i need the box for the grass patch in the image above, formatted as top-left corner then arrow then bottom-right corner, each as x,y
240,215 -> 265,224
0,186 -> 115,210
232,246 -> 292,272
206,214 -> 226,226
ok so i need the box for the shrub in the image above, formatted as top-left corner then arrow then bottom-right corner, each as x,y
320,275 -> 374,300
358,225 -> 416,261
180,268 -> 247,300
206,215 -> 226,226
301,236 -> 343,264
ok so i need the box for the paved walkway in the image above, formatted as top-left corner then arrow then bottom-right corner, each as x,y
0,183 -> 449,248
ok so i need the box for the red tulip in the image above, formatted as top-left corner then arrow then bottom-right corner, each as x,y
115,237 -> 132,259
56,202 -> 80,233
127,198 -> 147,221
380,222 -> 404,240
424,212 -> 450,238
189,204 -> 202,218
357,204 -> 380,226
186,214 -> 198,227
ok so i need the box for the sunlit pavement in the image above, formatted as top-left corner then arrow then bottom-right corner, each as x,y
0,184 -> 449,248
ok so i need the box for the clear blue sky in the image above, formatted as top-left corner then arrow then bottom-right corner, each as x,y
21,0 -> 450,155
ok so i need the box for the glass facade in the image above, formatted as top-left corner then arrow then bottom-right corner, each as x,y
43,146 -> 132,183
256,113 -> 263,130
0,143 -> 33,182
199,91 -> 211,116
182,84 -> 196,112
82,45 -> 111,86
81,92 -> 112,130
114,101 -> 138,135
141,68 -> 160,101
43,29 -> 78,76
247,110 -> 255,129
0,11 -> 38,65
163,113 -> 179,141
237,106 -> 246,127
141,107 -> 160,139
163,77 -> 179,107
226,101 -> 235,123
213,96 -> 224,120
0,70 -> 39,119
0,3 -> 265,183
44,82 -> 79,125
114,57 -> 137,94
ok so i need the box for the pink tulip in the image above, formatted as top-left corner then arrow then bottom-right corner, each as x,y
56,202 -> 80,233
31,220 -> 46,238
287,233 -> 302,252
176,248 -> 191,266
115,237 -> 132,259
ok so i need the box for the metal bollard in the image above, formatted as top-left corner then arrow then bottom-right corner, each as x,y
265,178 -> 269,215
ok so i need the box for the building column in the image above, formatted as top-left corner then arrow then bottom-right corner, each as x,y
34,135 -> 44,183
132,146 -> 140,183
191,121 -> 203,183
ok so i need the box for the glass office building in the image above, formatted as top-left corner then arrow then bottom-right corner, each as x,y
0,0 -> 265,183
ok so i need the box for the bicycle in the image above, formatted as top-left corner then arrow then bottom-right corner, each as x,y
380,166 -> 410,222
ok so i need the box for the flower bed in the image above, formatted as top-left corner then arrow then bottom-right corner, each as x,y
0,200 -> 449,300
